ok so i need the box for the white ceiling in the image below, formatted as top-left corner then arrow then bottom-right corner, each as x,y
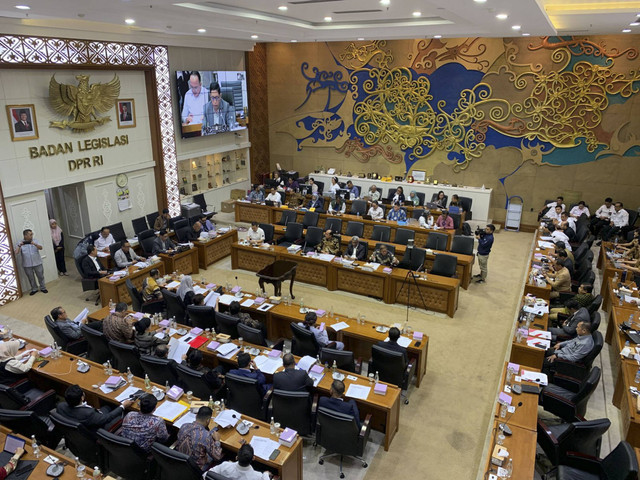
0,0 -> 638,48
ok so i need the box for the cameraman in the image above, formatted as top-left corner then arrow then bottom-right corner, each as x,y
474,224 -> 495,284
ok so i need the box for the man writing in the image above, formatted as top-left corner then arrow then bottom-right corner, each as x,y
114,241 -> 145,268
247,222 -> 265,246
94,227 -> 115,252
474,224 -> 495,284
152,230 -> 176,254
345,236 -> 366,261
205,444 -> 275,479
544,260 -> 571,299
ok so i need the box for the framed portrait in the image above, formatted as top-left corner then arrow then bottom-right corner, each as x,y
6,104 -> 38,141
116,98 -> 136,128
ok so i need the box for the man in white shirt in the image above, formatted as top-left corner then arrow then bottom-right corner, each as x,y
180,72 -> 208,125
308,177 -> 319,194
590,197 -> 615,236
545,205 -> 563,225
205,444 -> 274,479
247,222 -> 265,245
367,200 -> 384,220
560,212 -> 576,231
550,225 -> 572,251
599,202 -> 629,243
569,201 -> 590,219
265,188 -> 281,206
540,196 -> 565,220
366,185 -> 381,203
94,227 -> 115,252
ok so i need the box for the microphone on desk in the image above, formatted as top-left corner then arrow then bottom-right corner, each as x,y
499,401 -> 523,436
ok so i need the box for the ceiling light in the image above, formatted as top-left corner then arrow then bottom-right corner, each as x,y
434,35 -> 442,38
631,22 -> 640,26
511,25 -> 521,30
357,37 -> 365,40
473,0 -> 487,2
380,0 -> 390,5
496,13 -> 508,20
251,34 -> 259,39
290,39 -> 297,42
412,11 -> 422,17
125,18 -> 135,25
623,28 -> 631,32
522,33 -> 530,36
197,28 -> 206,33
15,5 -> 30,10
278,5 -> 288,11
324,16 -> 332,21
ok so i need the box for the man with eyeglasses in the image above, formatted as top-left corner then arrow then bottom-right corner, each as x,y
202,81 -> 235,134
181,71 -> 208,125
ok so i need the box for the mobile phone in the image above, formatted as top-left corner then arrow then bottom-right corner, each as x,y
38,360 -> 49,368
269,449 -> 281,461
415,341 -> 421,347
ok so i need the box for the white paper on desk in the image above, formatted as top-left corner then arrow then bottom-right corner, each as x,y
73,307 -> 89,325
624,295 -> 640,305
115,386 -> 143,402
526,337 -> 550,350
168,337 -> 191,362
254,355 -> 283,374
384,336 -> 411,348
330,321 -> 350,331
218,347 -> 240,360
214,409 -> 240,428
216,343 -> 238,356
250,436 -> 280,461
528,329 -> 551,339
308,371 -> 324,387
521,369 -> 548,386
97,251 -> 110,258
193,286 -> 208,295
153,401 -> 189,422
537,241 -> 555,249
154,331 -> 167,339
134,262 -> 148,269
241,299 -> 255,307
296,355 -> 316,372
218,294 -> 237,306
524,305 -> 548,315
174,411 -> 196,429
345,384 -> 371,400
362,262 -> 380,270
43,455 -> 59,465
539,236 -> 554,241
317,253 -> 335,262
166,281 -> 180,289
204,291 -> 220,307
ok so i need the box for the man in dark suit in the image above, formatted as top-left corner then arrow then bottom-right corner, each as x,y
56,384 -> 132,431
549,299 -> 590,341
81,245 -> 107,279
152,230 -> 176,255
120,104 -> 132,122
318,380 -> 360,428
344,236 -> 367,261
376,327 -> 408,364
273,353 -> 313,392
14,110 -> 32,132
228,352 -> 271,395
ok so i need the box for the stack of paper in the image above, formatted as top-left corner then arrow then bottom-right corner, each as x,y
384,336 -> 412,348
521,370 -> 548,386
168,337 -> 191,362
134,262 -> 148,269
204,291 -> 220,307
330,321 -> 350,331
214,409 -> 240,428
345,384 -> 371,400
153,400 -> 189,422
218,294 -> 238,305
193,285 -> 208,295
166,281 -> 180,289
296,355 -> 317,372
250,436 -> 280,461
254,355 -> 283,374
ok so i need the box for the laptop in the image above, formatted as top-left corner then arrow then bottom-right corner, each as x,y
362,214 -> 372,220
425,202 -> 440,209
625,330 -> 640,344
265,200 -> 275,207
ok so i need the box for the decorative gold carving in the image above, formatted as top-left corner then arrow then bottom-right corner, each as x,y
339,40 -> 393,69
49,74 -> 120,131
409,38 -> 490,75
528,36 -> 638,61
335,138 -> 403,164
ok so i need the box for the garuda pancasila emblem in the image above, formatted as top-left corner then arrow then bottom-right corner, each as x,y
49,74 -> 120,132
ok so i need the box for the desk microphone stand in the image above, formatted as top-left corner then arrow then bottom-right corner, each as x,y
394,246 -> 429,325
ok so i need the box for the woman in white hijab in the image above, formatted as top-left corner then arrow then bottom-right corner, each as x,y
0,340 -> 37,385
176,275 -> 195,307
50,219 -> 68,276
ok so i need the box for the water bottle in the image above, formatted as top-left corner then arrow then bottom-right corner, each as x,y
108,298 -> 114,310
127,367 -> 133,385
31,435 -> 40,458
106,360 -> 113,376
300,298 -> 305,310
505,458 -> 513,478
144,374 -> 151,391
208,395 -> 214,410
329,306 -> 334,318
635,368 -> 640,384
92,466 -> 102,479
75,457 -> 85,478
332,360 -> 337,376
165,381 -> 170,393
270,417 -> 276,435
374,371 -> 379,384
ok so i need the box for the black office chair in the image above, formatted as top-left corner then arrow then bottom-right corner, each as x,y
397,247 -> 426,272
425,232 -> 448,251
75,255 -> 100,305
412,209 -> 425,220
316,407 -> 371,478
108,340 -> 143,377
345,221 -> 364,238
44,314 -> 87,355
415,192 -> 426,205
320,347 -> 360,374
277,222 -> 304,248
572,269 -> 595,293
554,441 -> 638,480
205,472 -> 233,480
587,295 -> 602,315
107,222 -> 127,243
350,200 -> 367,216
237,322 -> 268,347
458,196 -> 473,219
126,279 -> 164,315
140,355 -> 180,387
552,332 -> 603,382
97,428 -> 151,480
174,220 -> 192,243
225,372 -> 271,420
572,243 -> 589,265
277,210 -> 297,226
216,311 -> 240,339
187,305 -> 216,330
50,411 -> 101,468
450,235 -> 474,255
270,389 -> 317,437
80,324 -> 112,365
138,229 -> 157,256
131,217 -> 149,236
290,322 -> 320,357
430,253 -> 457,277
146,212 -> 160,230
150,443 -> 203,480
0,409 -> 61,448
303,226 -> 324,253
374,243 -> 396,256
259,223 -> 274,244
370,345 -> 414,404
325,217 -> 343,234
109,241 -> 122,259
174,363 -> 217,400
393,228 -> 415,246
0,379 -> 56,415
590,311 -> 602,332
161,289 -> 186,324
370,225 -> 390,242
537,418 -> 611,468
302,211 -> 319,228
540,367 -> 601,422
169,216 -> 186,230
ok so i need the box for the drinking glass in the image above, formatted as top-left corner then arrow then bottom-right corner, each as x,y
186,391 -> 193,403
368,373 -> 374,384
238,337 -> 244,348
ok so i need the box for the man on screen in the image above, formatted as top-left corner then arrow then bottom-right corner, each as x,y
202,82 -> 235,134
181,71 -> 208,125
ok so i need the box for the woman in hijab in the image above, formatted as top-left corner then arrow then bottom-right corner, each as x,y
133,317 -> 168,356
176,275 -> 195,307
50,219 -> 68,276
409,191 -> 420,206
0,340 -> 37,385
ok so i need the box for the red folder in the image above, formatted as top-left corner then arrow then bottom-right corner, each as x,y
189,336 -> 208,349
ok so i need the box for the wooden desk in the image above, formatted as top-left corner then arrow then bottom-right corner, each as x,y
510,298 -> 549,370
599,244 -> 625,308
159,247 -> 199,276
235,201 -> 272,224
492,362 -> 540,432
98,263 -> 166,307
332,260 -> 388,300
387,269 -> 460,318
194,229 -> 238,269
278,251 -> 334,291
603,277 -> 639,313
481,421 -> 537,480
231,242 -> 280,272
613,360 -> 640,448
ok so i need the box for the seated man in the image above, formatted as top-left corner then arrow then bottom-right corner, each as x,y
286,177 -> 299,192
543,321 -> 594,375
556,250 -> 574,278
318,379 -> 361,428
345,180 -> 359,200
94,226 -> 115,252
545,205 -> 563,226
369,244 -> 399,267
366,185 -> 381,203
548,299 -> 590,340
204,444 -> 274,479
175,406 -> 223,472
386,203 -> 406,222
344,236 -> 366,261
316,229 -> 340,255
549,284 -> 594,323
273,353 -> 313,392
306,194 -> 324,212
560,211 -> 576,232
247,185 -> 264,203
152,230 -> 176,255
570,201 -> 590,219
367,200 -> 384,220
544,261 -> 571,299
247,222 -> 265,246
376,326 -> 408,364
590,197 -> 615,236
620,229 -> 640,260
308,177 -> 319,194
142,268 -> 163,302
228,352 -> 271,396
435,209 -> 454,229
50,306 -> 102,338
546,224 -> 571,251
56,384 -> 131,431
265,188 -> 281,205
103,302 -> 135,344
198,214 -> 215,233
114,241 -> 145,268
81,245 -> 108,279
298,311 -> 344,350
598,202 -> 629,244
229,300 -> 266,335
154,208 -> 170,231
120,394 -> 169,453
539,196 -> 565,221
183,221 -> 204,242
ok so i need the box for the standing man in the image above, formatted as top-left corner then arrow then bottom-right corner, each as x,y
15,229 -> 47,295
475,224 -> 495,284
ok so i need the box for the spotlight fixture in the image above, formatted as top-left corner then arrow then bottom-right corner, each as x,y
324,16 -> 332,22
278,5 -> 288,11
622,28 -> 631,32
511,25 -> 521,30
496,13 -> 508,20
197,28 -> 206,33
380,0 -> 390,5
412,11 -> 421,17
125,18 -> 135,25
15,5 -> 30,10
434,35 -> 442,38
251,34 -> 259,39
